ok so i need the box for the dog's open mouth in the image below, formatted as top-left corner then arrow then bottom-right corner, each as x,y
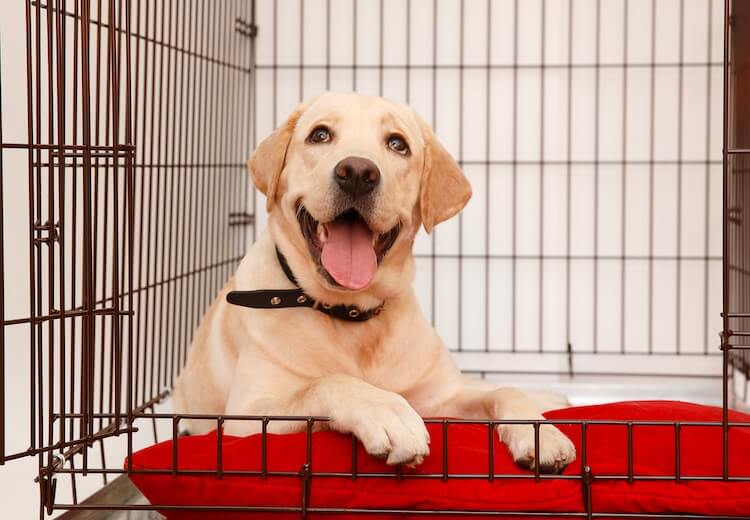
297,207 -> 400,290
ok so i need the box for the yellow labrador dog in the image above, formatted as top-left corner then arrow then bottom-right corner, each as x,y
173,92 -> 575,473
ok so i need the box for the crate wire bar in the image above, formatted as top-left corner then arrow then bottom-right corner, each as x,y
0,0 -> 748,518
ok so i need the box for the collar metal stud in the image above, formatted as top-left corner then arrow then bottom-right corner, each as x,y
322,303 -> 332,309
348,309 -> 360,318
270,296 -> 281,306
297,295 -> 307,304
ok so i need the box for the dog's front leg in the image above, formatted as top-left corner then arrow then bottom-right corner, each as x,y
441,384 -> 576,473
224,373 -> 430,466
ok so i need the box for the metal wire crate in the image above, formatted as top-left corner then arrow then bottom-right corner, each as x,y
0,0 -> 748,518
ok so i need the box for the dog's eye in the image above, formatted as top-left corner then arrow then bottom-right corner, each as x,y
308,126 -> 332,144
387,134 -> 410,155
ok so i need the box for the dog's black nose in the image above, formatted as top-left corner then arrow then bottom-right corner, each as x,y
333,156 -> 380,197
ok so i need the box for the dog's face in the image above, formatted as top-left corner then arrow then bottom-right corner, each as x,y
249,92 -> 471,296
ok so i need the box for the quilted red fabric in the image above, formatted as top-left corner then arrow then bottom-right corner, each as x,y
127,401 -> 750,519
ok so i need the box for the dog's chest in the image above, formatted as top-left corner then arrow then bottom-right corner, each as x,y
260,309 -> 417,380
308,317 -> 427,391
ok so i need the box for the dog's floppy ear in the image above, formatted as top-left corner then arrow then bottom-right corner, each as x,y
248,99 -> 312,211
417,117 -> 472,233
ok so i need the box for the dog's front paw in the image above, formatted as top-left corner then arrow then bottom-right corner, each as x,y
498,421 -> 576,474
332,391 -> 430,466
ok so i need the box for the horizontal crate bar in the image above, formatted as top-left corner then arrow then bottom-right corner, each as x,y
53,467 -> 750,483
255,62 -> 724,71
0,142 -> 135,151
126,414 -> 750,427
50,503 -> 750,519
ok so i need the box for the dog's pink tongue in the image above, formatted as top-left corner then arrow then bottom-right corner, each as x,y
321,219 -> 377,290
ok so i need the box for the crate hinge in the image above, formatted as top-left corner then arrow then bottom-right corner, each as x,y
235,18 -> 258,38
38,471 -> 57,516
33,220 -> 60,245
228,211 -> 254,227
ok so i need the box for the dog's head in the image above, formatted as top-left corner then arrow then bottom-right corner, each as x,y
249,92 -> 471,302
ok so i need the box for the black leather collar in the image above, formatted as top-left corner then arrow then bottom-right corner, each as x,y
225,248 -> 385,322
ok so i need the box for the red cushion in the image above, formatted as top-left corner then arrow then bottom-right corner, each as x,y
127,401 -> 750,519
